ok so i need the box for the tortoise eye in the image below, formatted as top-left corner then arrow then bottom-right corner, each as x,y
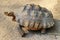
8,13 -> 13,16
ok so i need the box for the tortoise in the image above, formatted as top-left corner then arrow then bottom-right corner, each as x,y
4,4 -> 55,37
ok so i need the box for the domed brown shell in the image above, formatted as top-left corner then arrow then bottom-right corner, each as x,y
15,4 -> 54,30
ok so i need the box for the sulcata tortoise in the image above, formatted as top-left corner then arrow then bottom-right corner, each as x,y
4,4 -> 55,37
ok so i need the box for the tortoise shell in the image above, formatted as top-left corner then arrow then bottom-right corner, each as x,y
15,4 -> 54,30
4,4 -> 54,30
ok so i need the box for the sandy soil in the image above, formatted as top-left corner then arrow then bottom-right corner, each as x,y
0,0 -> 60,40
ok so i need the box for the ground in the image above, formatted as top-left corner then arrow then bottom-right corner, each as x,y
0,0 -> 60,40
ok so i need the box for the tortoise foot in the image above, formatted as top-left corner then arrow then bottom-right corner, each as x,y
41,28 -> 46,34
22,33 -> 27,37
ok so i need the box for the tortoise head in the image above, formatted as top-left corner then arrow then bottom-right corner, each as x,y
4,12 -> 16,21
4,12 -> 14,17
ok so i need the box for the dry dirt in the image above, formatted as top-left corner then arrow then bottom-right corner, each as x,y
0,0 -> 60,40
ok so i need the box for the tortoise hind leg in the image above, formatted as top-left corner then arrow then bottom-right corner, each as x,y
41,28 -> 46,34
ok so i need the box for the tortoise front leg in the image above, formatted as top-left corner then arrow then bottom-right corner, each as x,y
19,25 -> 29,37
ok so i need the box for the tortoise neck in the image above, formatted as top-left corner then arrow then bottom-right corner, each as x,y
12,15 -> 16,21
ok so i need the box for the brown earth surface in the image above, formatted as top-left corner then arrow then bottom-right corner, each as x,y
0,0 -> 60,40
